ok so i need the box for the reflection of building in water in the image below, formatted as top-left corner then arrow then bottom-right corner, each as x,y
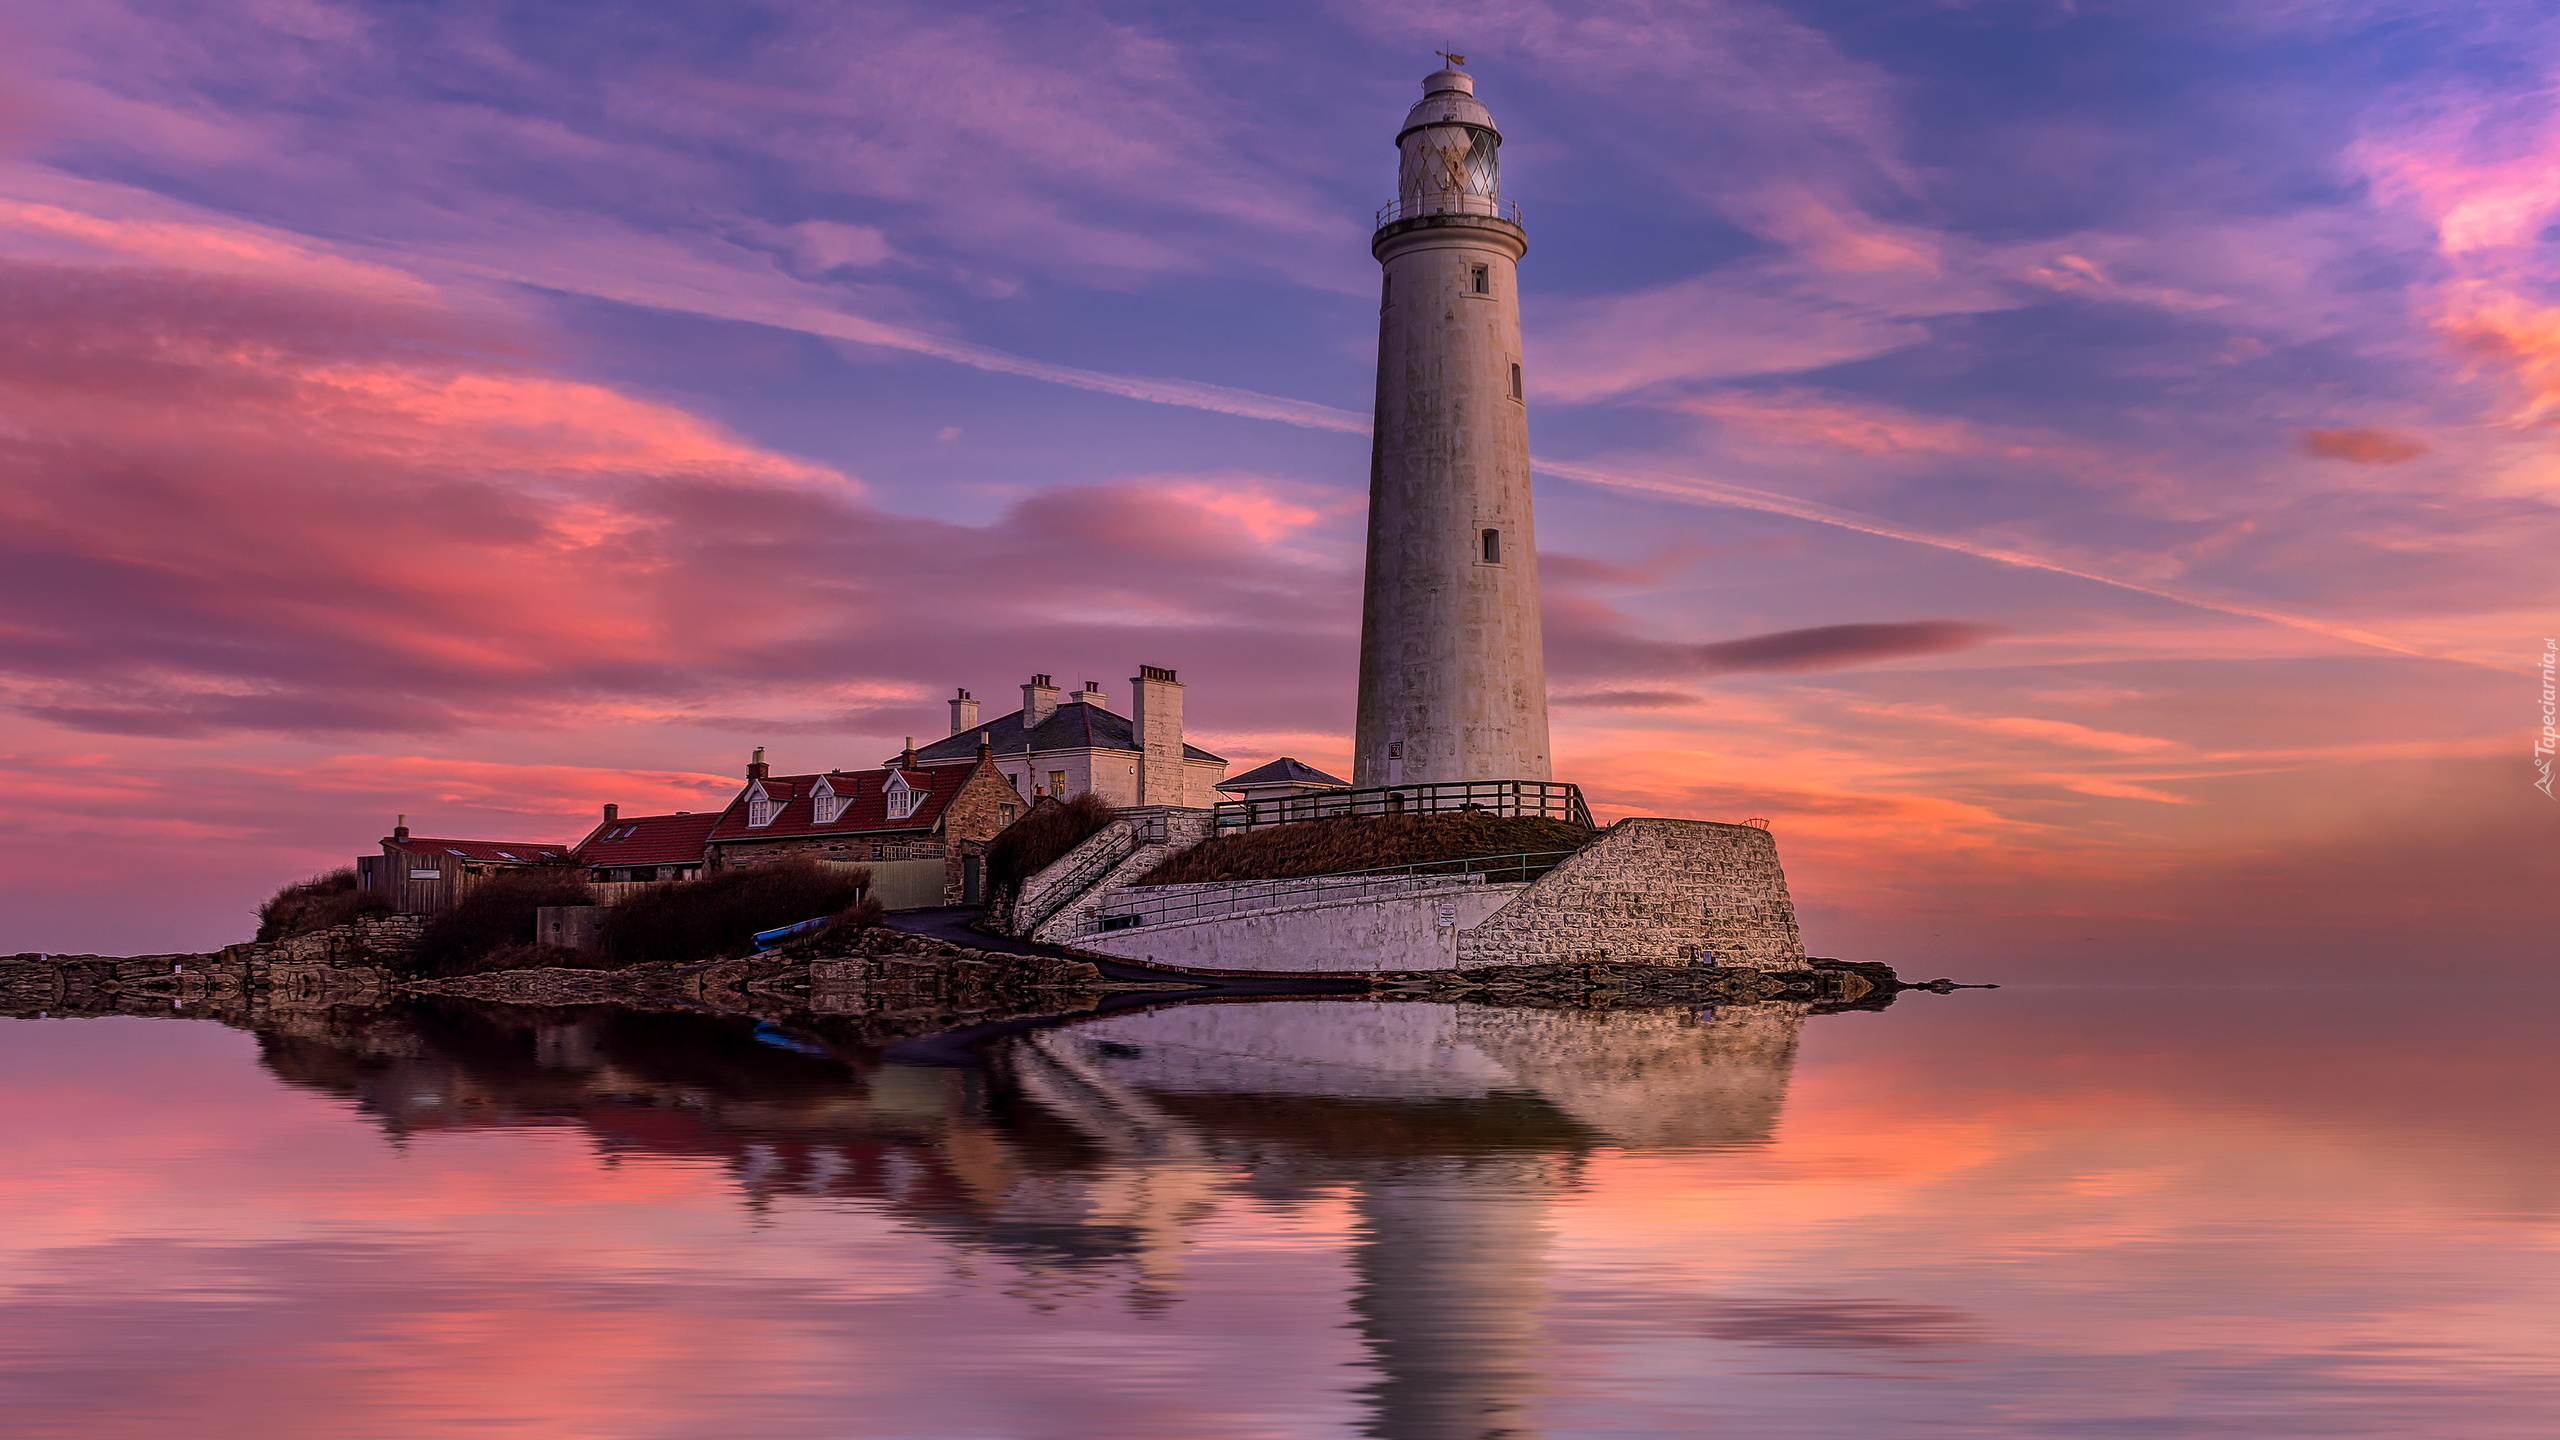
250,996 -> 1805,1436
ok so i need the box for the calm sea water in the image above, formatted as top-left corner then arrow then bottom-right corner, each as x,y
3,984 -> 2555,1438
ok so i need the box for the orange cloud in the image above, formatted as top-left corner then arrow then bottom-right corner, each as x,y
2299,427 -> 2427,464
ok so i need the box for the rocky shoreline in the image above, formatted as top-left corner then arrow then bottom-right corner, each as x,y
5,915 -> 1920,1025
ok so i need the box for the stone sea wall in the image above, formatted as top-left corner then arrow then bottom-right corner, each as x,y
1457,818 -> 1805,971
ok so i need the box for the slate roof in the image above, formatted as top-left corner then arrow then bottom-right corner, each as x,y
909,702 -> 1222,767
572,811 -> 723,868
1217,757 -> 1350,792
704,763 -> 974,844
386,837 -> 573,864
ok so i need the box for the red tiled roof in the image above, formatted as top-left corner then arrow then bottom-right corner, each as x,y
705,763 -> 975,844
572,811 -> 722,868
387,837 -> 574,864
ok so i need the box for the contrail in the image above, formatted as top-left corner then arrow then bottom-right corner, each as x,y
1526,459 -> 2459,664
454,258 -> 1375,436
476,259 -> 2475,666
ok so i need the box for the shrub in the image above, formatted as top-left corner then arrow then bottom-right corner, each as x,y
1135,811 -> 1593,886
598,859 -> 872,969
405,867 -> 594,977
984,792 -> 1116,888
256,868 -> 391,942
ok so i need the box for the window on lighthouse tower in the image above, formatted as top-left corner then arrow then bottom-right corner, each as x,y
1481,528 -> 1502,564
1469,264 -> 1489,294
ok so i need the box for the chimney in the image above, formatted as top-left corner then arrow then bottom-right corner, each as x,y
901,736 -> 917,768
1129,665 -> 1185,806
393,813 -> 409,841
977,730 -> 993,763
949,687 -> 979,736
602,803 -> 619,824
747,746 -> 769,781
1022,674 -> 1059,729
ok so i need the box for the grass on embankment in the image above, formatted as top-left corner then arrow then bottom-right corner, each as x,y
1133,812 -> 1594,887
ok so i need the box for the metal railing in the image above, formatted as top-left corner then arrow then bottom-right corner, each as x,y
1375,194 -> 1524,227
1086,849 -> 1579,936
1213,779 -> 1591,834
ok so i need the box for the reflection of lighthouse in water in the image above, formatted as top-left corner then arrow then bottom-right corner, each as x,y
1001,1001 -> 1808,1439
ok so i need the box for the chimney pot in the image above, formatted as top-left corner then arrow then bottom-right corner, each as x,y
602,803 -> 618,823
1022,674 -> 1061,729
394,813 -> 409,841
747,746 -> 770,781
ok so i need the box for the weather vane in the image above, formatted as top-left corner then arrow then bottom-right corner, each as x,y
1436,49 -> 1467,67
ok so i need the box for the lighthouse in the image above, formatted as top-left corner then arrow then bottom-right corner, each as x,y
1354,58 -> 1553,788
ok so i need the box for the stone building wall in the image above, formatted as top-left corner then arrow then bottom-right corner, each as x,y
930,759 -> 1031,901
1456,818 -> 1803,971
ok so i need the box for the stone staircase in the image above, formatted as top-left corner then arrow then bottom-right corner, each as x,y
1012,810 -> 1215,945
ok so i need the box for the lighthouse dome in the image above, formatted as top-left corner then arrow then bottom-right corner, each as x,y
1399,66 -> 1498,143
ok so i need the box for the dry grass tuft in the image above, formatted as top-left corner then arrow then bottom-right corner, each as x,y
985,792 -> 1116,886
405,867 -> 595,977
255,868 -> 391,942
1136,812 -> 1592,886
598,859 -> 874,969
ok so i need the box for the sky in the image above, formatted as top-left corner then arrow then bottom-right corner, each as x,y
0,0 -> 2551,966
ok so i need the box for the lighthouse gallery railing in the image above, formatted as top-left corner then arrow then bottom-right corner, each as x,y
1375,194 -> 1524,227
1212,779 -> 1592,834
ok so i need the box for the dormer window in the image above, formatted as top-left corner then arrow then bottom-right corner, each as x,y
746,786 -> 780,828
811,778 -> 846,825
884,771 -> 921,821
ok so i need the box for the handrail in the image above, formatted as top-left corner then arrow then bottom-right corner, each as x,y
1213,779 -> 1591,834
1086,848 -> 1579,935
1376,194 -> 1523,227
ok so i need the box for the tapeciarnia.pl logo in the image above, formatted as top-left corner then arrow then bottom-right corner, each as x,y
2537,638 -> 2557,800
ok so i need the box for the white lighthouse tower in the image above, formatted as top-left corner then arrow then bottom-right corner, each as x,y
1354,58 -> 1552,788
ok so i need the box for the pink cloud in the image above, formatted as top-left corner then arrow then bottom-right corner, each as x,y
0,248 -> 1360,746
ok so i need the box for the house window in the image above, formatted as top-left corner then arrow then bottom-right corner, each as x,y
1481,528 -> 1502,564
1470,264 -> 1489,294
1048,770 -> 1068,798
1000,804 -> 1018,825
1510,362 -> 1523,400
812,781 -> 844,824
746,790 -> 778,827
884,775 -> 920,821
